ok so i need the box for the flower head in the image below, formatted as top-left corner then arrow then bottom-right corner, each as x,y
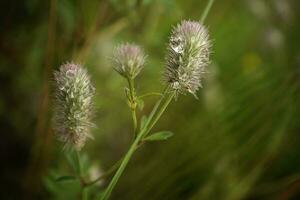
52,62 -> 95,150
164,20 -> 211,97
112,43 -> 146,79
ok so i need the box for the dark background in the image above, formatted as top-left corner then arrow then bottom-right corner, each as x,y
0,0 -> 300,199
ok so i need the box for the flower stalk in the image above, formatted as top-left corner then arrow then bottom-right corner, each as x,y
127,78 -> 138,137
75,152 -> 88,200
100,89 -> 175,200
200,0 -> 215,23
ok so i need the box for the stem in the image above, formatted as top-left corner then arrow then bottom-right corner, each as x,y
200,0 -> 215,23
75,151 -> 83,176
82,188 -> 88,200
75,151 -> 88,200
100,89 -> 174,200
85,158 -> 122,187
131,109 -> 137,137
100,1 -> 214,198
143,91 -> 175,137
100,134 -> 140,200
127,78 -> 138,137
85,137 -> 147,188
138,92 -> 162,99
142,87 -> 169,132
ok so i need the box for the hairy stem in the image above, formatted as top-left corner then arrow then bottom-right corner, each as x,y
100,89 -> 175,200
200,0 -> 215,23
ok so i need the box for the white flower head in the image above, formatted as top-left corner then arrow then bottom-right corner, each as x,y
164,20 -> 211,97
112,43 -> 146,79
52,62 -> 95,150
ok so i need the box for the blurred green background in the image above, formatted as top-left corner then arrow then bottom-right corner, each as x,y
1,0 -> 300,199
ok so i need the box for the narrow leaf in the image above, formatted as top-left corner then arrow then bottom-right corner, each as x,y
144,131 -> 174,141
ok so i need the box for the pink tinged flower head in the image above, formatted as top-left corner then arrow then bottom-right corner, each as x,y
112,43 -> 146,79
53,62 -> 95,150
164,20 -> 211,97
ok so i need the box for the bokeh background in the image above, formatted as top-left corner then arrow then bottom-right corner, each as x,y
1,0 -> 300,199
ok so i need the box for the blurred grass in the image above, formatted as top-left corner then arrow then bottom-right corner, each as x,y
0,0 -> 299,199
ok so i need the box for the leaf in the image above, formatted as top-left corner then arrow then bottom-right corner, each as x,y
143,131 -> 174,142
55,175 -> 77,183
137,98 -> 144,111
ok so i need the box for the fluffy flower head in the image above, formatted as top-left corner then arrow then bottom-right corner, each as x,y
164,20 -> 211,96
52,62 -> 95,150
112,43 -> 146,79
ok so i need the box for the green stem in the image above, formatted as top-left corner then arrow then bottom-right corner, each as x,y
100,131 -> 141,200
200,0 -> 215,23
138,92 -> 162,99
143,91 -> 175,137
100,89 -> 174,200
131,109 -> 137,137
85,132 -> 148,188
75,151 -> 88,200
82,188 -> 88,200
127,78 -> 138,137
142,87 -> 169,132
84,158 -> 122,187
75,151 -> 82,176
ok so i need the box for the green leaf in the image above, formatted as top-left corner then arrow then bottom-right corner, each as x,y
55,175 -> 77,183
143,131 -> 174,141
140,115 -> 147,130
137,98 -> 144,111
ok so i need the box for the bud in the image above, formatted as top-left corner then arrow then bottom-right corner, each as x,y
52,62 -> 95,150
164,20 -> 211,97
112,43 -> 146,79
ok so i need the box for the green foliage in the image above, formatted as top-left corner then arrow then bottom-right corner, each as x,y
143,131 -> 174,141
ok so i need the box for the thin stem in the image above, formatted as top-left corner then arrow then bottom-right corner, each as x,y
85,136 -> 147,188
142,87 -> 169,132
84,158 -> 122,187
131,109 -> 137,137
127,78 -> 138,137
138,92 -> 162,99
200,0 -> 215,23
143,91 -> 175,137
75,151 -> 83,176
100,89 -> 174,200
82,188 -> 88,200
75,151 -> 89,200
100,132 -> 141,200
